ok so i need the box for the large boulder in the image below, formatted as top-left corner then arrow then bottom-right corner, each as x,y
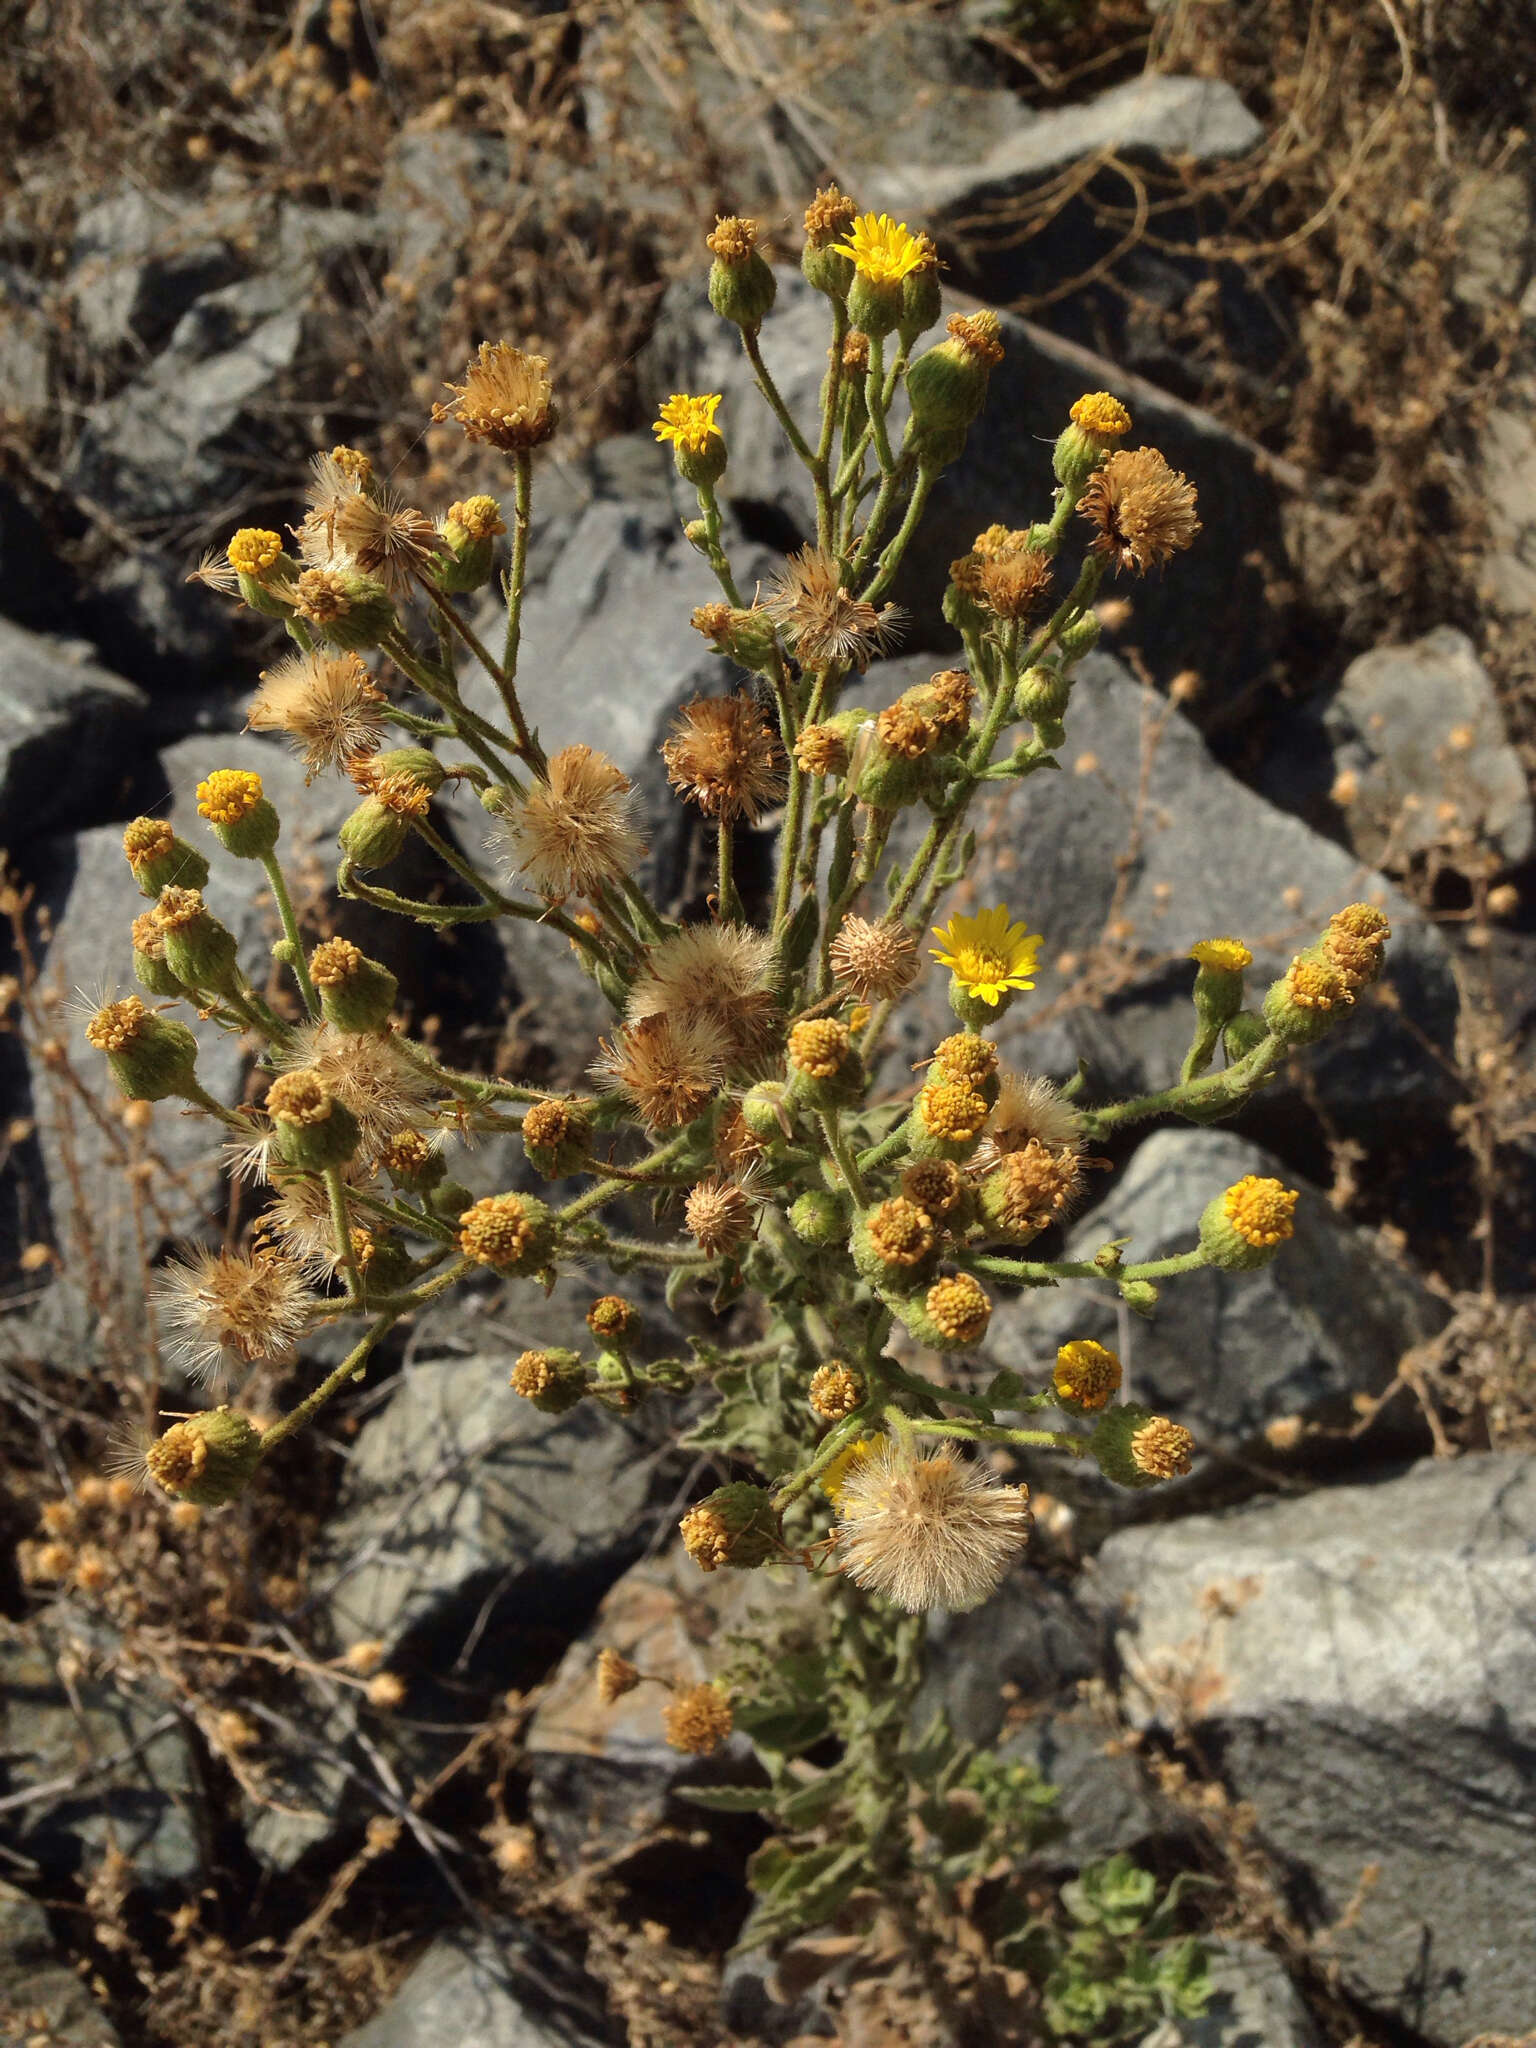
1143,1939 -> 1320,2048
876,649 -> 1458,1147
1095,1451 -> 1536,2044
643,269 -> 1297,712
339,1924 -> 622,2048
984,1128 -> 1449,1451
67,185 -> 245,357
0,619 -> 152,843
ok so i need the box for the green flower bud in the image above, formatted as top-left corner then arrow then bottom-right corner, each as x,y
680,1481 -> 779,1571
122,817 -> 209,899
145,1406 -> 264,1507
268,1069 -> 361,1172
1189,938 -> 1252,1032
1057,611 -> 1101,662
706,217 -> 777,332
195,768 -> 280,861
905,311 -> 1004,457
741,1080 -> 794,1142
434,494 -> 504,594
1223,1011 -> 1267,1062
308,938 -> 398,1033
339,797 -> 408,871
846,269 -> 904,341
789,1187 -> 847,1245
1014,664 -> 1071,725
898,258 -> 943,350
85,995 -> 202,1103
1090,1403 -> 1195,1489
153,888 -> 241,998
237,556 -> 300,618
509,1347 -> 586,1414
1198,1175 -> 1298,1272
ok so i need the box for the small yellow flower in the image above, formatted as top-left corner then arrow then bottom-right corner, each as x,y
1069,392 -> 1132,440
1222,1175 -> 1298,1249
930,906 -> 1043,1007
1190,937 -> 1252,973
653,392 -> 723,457
196,768 -> 264,827
227,528 -> 284,578
835,212 -> 928,287
1053,1339 -> 1122,1411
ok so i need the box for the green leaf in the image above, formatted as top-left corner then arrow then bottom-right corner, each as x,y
676,1784 -> 775,1814
779,891 -> 820,975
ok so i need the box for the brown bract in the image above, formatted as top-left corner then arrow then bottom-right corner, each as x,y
1077,446 -> 1201,575
433,341 -> 556,452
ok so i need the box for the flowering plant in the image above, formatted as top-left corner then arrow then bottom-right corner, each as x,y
85,191 -> 1386,1978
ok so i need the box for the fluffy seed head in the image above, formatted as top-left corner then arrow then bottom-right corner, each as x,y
247,650 -> 387,778
983,1070 -> 1083,1163
433,341 -> 555,451
154,1247 -> 312,1384
662,694 -> 784,824
835,1439 -> 1031,1611
501,744 -> 645,897
594,1012 -> 725,1130
625,923 -> 778,1073
977,542 -> 1054,621
1131,1415 -> 1195,1480
1222,1175 -> 1298,1248
809,1361 -> 863,1420
274,1021 -> 437,1154
1054,1339 -> 1122,1410
829,916 -> 920,1002
663,1682 -> 733,1755
925,1273 -> 991,1345
762,545 -> 904,671
866,1197 -> 937,1267
1078,446 -> 1201,575
684,1175 -> 756,1258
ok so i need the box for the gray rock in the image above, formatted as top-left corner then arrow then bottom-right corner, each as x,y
380,131 -> 509,323
997,1703 -> 1167,1871
20,732 -> 357,1266
0,1881 -> 120,2046
916,1573 -> 1101,1749
339,1923 -> 621,2048
0,1605 -> 203,1886
865,74 -> 1263,226
1323,626 -> 1533,869
1478,375 -> 1536,618
643,269 -> 1295,709
69,186 -> 245,356
984,1128 -> 1449,1450
0,619 -> 150,842
1096,1451 -> 1536,2043
0,263 -> 50,418
878,650 -> 1458,1140
1141,1938 -> 1320,2048
315,1287 -> 680,1657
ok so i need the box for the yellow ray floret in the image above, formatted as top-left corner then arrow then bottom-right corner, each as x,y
929,906 -> 1043,1006
835,212 -> 928,287
653,392 -> 723,456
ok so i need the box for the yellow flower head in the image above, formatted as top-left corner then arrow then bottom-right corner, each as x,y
227,528 -> 284,579
653,392 -> 723,456
1069,391 -> 1132,440
930,906 -> 1043,1007
836,212 -> 928,287
1190,937 -> 1252,973
1222,1174 -> 1298,1249
196,768 -> 264,827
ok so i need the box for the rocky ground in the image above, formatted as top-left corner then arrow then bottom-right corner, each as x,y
2,4 -> 1536,2046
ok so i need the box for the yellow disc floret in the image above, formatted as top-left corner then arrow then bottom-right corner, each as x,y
653,392 -> 724,456
836,211 -> 928,286
788,1016 -> 850,1079
227,528 -> 284,578
925,1273 -> 991,1345
1131,1415 -> 1195,1481
930,906 -> 1042,1006
1053,1339 -> 1123,1411
196,769 -> 265,827
1222,1175 -> 1299,1249
918,1080 -> 990,1144
1190,937 -> 1253,973
1069,392 -> 1132,440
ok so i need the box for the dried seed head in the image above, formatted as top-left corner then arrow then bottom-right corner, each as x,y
433,341 -> 555,452
662,693 -> 784,824
1131,1415 -> 1195,1481
1078,446 -> 1201,575
834,1439 -> 1031,1611
809,1361 -> 863,1420
762,545 -> 904,671
794,722 -> 851,776
981,1139 -> 1083,1238
684,1175 -> 756,1258
983,1070 -> 1083,1164
866,1197 -> 936,1267
977,542 -> 1054,621
625,923 -> 779,1074
945,309 -> 1004,365
829,915 -> 920,1001
500,744 -> 645,898
663,1682 -> 733,1756
247,650 -> 387,778
593,1012 -> 726,1131
325,485 -> 444,594
925,1273 -> 991,1345
595,1648 -> 640,1705
876,698 -> 942,760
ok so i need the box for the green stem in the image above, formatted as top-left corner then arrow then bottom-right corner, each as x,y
865,335 -> 896,475
259,1314 -> 398,1455
325,1167 -> 363,1300
501,451 -> 532,685
716,818 -> 742,924
426,584 -> 543,772
260,851 -> 319,1017
743,326 -> 817,469
858,465 -> 933,608
819,1109 -> 869,1206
